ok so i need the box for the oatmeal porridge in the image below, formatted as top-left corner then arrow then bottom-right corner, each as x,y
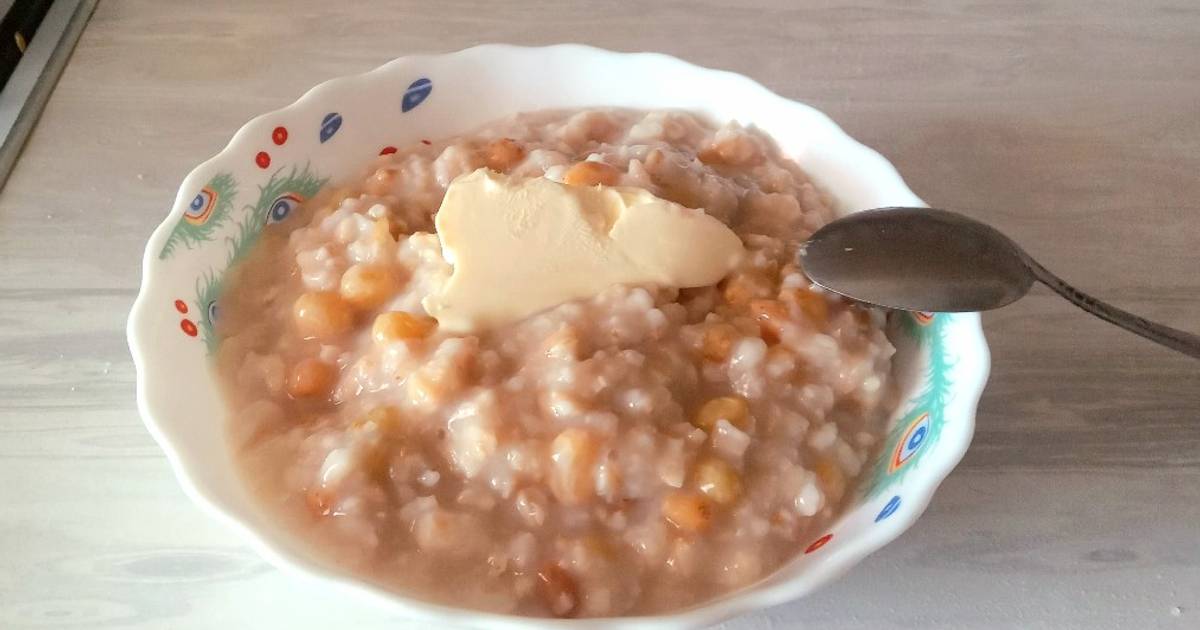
216,108 -> 896,617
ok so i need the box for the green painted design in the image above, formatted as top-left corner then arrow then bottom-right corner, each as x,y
897,310 -> 923,338
232,163 -> 327,262
191,164 -> 328,352
863,312 -> 954,496
159,173 -> 238,259
194,270 -> 222,353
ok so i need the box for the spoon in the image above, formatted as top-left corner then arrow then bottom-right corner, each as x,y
798,207 -> 1200,359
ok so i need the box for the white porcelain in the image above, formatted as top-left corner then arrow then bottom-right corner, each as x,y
127,44 -> 989,628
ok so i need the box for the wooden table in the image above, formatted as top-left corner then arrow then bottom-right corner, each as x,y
2,1 -> 1197,628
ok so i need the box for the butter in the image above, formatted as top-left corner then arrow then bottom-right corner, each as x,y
423,168 -> 745,333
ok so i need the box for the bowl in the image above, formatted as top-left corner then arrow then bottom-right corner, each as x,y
127,44 -> 989,628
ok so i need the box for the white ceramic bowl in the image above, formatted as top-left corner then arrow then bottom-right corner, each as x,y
127,44 -> 989,628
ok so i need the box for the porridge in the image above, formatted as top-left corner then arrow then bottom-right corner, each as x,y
216,109 -> 896,617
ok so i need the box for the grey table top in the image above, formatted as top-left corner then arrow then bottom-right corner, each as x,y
1,1 -> 1197,628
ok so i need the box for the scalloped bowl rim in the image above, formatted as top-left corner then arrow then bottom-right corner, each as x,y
127,44 -> 988,629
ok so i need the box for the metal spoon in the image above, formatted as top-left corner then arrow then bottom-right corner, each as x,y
798,207 -> 1200,359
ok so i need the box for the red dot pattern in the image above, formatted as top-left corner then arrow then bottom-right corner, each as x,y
174,299 -> 188,314
379,146 -> 397,156
255,151 -> 271,168
180,319 -> 198,337
272,126 -> 288,145
805,533 -> 833,554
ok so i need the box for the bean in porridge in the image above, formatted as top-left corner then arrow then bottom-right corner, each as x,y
216,108 -> 896,617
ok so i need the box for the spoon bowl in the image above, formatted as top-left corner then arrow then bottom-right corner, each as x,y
799,207 -> 1033,312
799,206 -> 1200,359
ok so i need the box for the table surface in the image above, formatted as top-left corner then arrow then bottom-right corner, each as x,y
2,1 -> 1198,628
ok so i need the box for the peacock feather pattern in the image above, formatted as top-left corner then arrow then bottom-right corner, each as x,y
235,163 -> 327,259
190,164 -> 328,351
863,312 -> 954,496
194,270 -> 223,353
159,173 -> 238,259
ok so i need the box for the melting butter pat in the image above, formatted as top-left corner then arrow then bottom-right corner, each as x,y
423,168 -> 745,333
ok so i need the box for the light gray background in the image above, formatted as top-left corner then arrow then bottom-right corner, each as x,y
1,1 -> 1197,628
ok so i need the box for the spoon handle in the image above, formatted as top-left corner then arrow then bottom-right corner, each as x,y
1023,258 -> 1200,359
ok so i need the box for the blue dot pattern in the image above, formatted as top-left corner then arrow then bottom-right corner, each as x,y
320,112 -> 342,143
875,495 -> 901,522
402,78 -> 432,113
